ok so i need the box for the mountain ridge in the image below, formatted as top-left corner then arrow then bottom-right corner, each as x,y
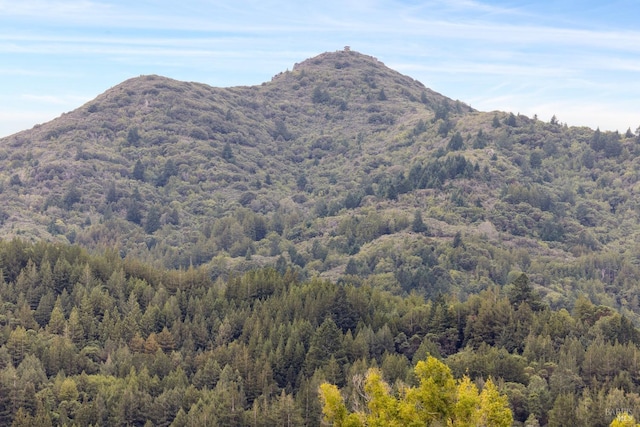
1,49 -> 639,322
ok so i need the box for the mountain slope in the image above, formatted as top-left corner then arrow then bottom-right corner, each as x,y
0,49 -> 469,253
1,49 -> 640,320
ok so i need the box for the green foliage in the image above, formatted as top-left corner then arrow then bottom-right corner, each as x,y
132,159 -> 145,181
447,131 -> 464,151
126,127 -> 141,146
411,209 -> 428,234
222,141 -> 234,162
3,52 -> 640,425
155,158 -> 177,187
1,50 -> 636,322
144,205 -> 161,234
62,187 -> 81,210
0,239 -> 635,425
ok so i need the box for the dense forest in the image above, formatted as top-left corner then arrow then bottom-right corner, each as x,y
0,239 -> 639,426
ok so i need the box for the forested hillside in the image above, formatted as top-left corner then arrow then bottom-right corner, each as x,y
0,239 -> 639,426
2,49 -> 640,425
1,49 -> 640,326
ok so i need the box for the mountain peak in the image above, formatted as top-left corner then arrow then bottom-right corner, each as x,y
266,49 -> 470,115
292,48 -> 386,71
0,49 -> 484,265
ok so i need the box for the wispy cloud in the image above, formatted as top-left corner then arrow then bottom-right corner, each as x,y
1,0 -> 639,136
20,94 -> 89,105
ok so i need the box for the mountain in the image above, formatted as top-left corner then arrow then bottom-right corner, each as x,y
3,49 -> 640,426
2,49 -> 640,319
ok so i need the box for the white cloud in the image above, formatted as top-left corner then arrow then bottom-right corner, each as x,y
0,109 -> 60,137
1,0 -> 639,135
0,0 -> 112,20
20,94 -> 89,105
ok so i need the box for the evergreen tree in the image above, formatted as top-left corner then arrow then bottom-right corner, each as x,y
126,200 -> 143,225
447,131 -> 464,151
132,159 -> 145,181
508,273 -> 544,311
222,142 -> 234,161
156,159 -> 177,187
144,206 -> 161,234
412,211 -> 429,235
305,318 -> 346,377
105,182 -> 118,204
127,127 -> 141,146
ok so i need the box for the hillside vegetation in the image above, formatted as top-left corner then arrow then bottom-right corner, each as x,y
2,50 -> 640,324
0,239 -> 638,426
2,49 -> 640,425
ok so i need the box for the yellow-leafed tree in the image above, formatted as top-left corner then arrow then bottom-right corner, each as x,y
319,356 -> 512,427
610,413 -> 640,427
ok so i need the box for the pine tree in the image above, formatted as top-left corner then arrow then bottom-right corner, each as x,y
412,210 -> 428,234
132,159 -> 145,181
447,131 -> 464,151
126,200 -> 143,225
222,142 -> 234,161
144,206 -> 161,234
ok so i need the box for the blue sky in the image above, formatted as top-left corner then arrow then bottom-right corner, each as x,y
1,0 -> 639,137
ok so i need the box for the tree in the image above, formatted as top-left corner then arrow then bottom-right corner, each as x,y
273,119 -> 292,141
604,136 -> 622,158
547,393 -> 576,427
156,159 -> 177,187
473,129 -> 487,149
365,368 -> 401,426
508,273 -> 544,311
126,200 -> 143,225
319,383 -> 361,427
144,206 -> 161,234
625,127 -> 634,139
127,127 -> 141,146
331,287 -> 358,333
434,101 -> 449,122
591,128 -> 605,151
447,132 -> 464,151
67,307 -> 85,345
6,326 -> 28,366
479,379 -> 513,427
296,174 -> 308,191
438,119 -> 453,136
412,210 -> 428,234
132,159 -> 145,181
222,142 -> 234,161
609,412 -> 639,426
62,187 -> 81,209
529,151 -> 543,168
319,356 -> 513,426
312,86 -> 331,104
47,303 -> 66,335
452,376 -> 481,426
305,318 -> 346,377
105,182 -> 118,203
452,231 -> 463,248
344,258 -> 359,275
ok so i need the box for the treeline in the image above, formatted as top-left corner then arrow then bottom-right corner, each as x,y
0,239 -> 639,425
